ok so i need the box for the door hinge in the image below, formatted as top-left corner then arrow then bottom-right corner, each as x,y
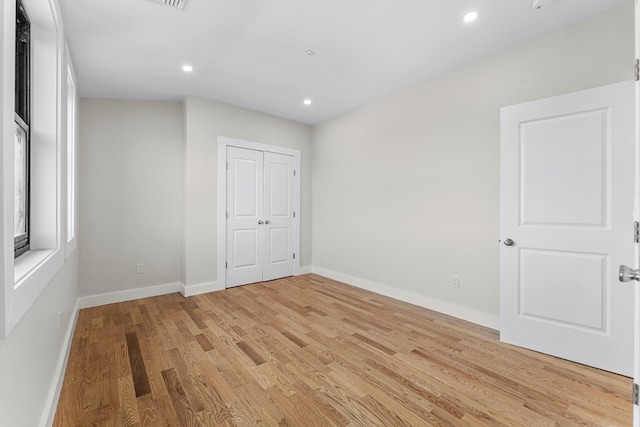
293,211 -> 296,218
293,253 -> 296,259
293,169 -> 296,177
635,59 -> 639,81
225,261 -> 228,269
226,212 -> 228,220
634,221 -> 639,243
633,383 -> 639,405
226,161 -> 229,170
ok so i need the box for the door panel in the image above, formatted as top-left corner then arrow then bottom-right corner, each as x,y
227,147 -> 263,287
520,109 -> 608,226
263,151 -> 295,281
519,249 -> 607,330
233,229 -> 259,268
500,81 -> 635,376
233,158 -> 260,217
268,228 -> 290,263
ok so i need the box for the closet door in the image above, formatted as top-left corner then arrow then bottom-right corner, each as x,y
263,152 -> 295,281
226,147 -> 263,287
226,147 -> 295,287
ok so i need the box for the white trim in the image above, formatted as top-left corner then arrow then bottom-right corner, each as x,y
312,266 -> 499,330
42,298 -> 79,427
79,282 -> 182,309
634,3 -> 639,420
0,0 -> 15,340
64,47 -> 78,259
217,136 -> 301,290
180,281 -> 223,297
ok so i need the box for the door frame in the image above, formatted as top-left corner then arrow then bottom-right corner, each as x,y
217,136 -> 301,289
633,1 -> 639,425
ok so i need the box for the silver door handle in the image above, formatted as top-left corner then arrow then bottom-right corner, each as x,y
619,265 -> 640,282
503,238 -> 514,247
265,220 -> 271,224
258,220 -> 264,225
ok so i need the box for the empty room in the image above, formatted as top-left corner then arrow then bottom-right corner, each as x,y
1,0 -> 639,426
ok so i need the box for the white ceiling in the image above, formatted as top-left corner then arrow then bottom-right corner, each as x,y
58,0 -> 630,125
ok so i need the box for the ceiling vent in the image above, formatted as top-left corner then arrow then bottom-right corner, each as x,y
149,0 -> 186,10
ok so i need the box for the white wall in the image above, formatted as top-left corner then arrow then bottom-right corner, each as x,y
183,97 -> 312,291
79,100 -> 183,298
311,4 -> 635,327
0,252 -> 78,426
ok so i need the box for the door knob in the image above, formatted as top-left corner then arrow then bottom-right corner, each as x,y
618,265 -> 640,282
503,238 -> 514,247
265,220 -> 271,224
258,220 -> 264,225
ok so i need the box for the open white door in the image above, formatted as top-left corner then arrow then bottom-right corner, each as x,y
621,78 -> 640,426
500,81 -> 636,377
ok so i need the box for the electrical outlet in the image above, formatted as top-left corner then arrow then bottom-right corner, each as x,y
136,263 -> 144,274
451,274 -> 460,288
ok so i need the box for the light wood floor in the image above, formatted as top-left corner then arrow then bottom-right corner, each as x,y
54,274 -> 633,426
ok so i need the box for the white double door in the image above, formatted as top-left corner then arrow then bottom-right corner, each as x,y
226,146 -> 296,288
500,81 -> 636,377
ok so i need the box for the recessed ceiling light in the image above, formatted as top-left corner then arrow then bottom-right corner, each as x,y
182,65 -> 193,72
463,11 -> 478,23
303,99 -> 312,106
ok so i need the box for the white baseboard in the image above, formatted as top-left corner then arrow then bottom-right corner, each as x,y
180,281 -> 222,297
42,297 -> 80,427
79,282 -> 182,309
311,266 -> 499,330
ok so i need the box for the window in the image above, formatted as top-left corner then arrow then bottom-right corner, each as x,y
14,0 -> 30,258
2,0 -> 66,337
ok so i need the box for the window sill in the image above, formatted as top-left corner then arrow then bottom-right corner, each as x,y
14,249 -> 57,286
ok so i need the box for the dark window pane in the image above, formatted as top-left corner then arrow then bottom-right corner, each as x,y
14,0 -> 30,258
15,0 -> 30,123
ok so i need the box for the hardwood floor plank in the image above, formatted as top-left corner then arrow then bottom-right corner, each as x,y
166,347 -> 206,413
236,340 -> 267,366
191,372 -> 233,422
266,385 -> 336,427
118,376 -> 141,426
125,331 -> 151,397
291,379 -> 350,426
351,332 -> 396,356
281,329 -> 308,348
161,368 -> 198,426
54,274 -> 633,426
136,394 -> 160,427
195,333 -> 214,352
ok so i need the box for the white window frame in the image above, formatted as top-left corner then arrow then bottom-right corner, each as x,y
65,56 -> 77,257
0,0 -> 68,338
